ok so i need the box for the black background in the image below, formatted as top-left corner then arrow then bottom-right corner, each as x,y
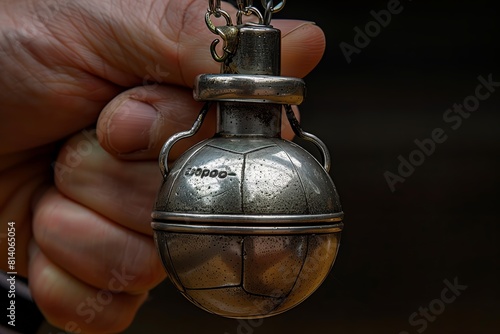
39,0 -> 499,333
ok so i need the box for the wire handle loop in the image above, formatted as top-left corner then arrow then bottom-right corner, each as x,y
284,104 -> 332,173
159,102 -> 213,177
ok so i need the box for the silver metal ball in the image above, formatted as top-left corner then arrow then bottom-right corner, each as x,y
152,137 -> 343,318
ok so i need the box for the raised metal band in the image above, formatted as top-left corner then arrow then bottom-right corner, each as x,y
152,211 -> 343,224
193,74 -> 305,105
151,222 -> 343,235
152,212 -> 343,234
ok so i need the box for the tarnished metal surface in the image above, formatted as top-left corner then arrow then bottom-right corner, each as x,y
153,137 -> 342,216
193,74 -> 305,104
152,23 -> 343,319
154,232 -> 340,318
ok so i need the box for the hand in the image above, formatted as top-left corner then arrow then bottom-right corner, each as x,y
0,0 -> 326,332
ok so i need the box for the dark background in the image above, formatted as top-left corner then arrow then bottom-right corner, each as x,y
39,0 -> 499,333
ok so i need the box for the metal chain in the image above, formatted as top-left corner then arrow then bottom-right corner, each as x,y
205,0 -> 286,62
206,1 -> 238,63
262,0 -> 286,25
262,0 -> 286,13
236,7 -> 263,25
262,0 -> 273,25
206,0 -> 232,34
207,0 -> 286,26
208,0 -> 221,14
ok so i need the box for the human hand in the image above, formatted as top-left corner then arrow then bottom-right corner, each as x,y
0,0 -> 325,332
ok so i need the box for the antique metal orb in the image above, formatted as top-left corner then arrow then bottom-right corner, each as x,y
151,22 -> 343,319
152,136 -> 342,318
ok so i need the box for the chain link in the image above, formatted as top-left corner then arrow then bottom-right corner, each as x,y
261,0 -> 286,13
207,0 -> 285,27
206,0 -> 233,34
262,0 -> 273,25
236,6 -> 263,25
236,0 -> 252,11
208,0 -> 221,14
262,0 -> 286,24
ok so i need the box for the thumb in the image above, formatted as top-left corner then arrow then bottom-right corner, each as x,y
44,0 -> 223,87
46,1 -> 325,87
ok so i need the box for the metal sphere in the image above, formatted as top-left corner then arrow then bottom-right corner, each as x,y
152,136 -> 343,318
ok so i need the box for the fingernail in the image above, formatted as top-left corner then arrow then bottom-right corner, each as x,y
107,99 -> 158,154
282,21 -> 317,38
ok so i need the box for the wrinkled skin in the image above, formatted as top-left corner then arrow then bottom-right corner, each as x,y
0,0 -> 325,332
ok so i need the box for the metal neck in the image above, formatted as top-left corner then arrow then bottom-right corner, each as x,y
217,24 -> 282,137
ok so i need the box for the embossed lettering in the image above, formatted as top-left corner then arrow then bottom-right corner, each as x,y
184,167 -> 236,179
